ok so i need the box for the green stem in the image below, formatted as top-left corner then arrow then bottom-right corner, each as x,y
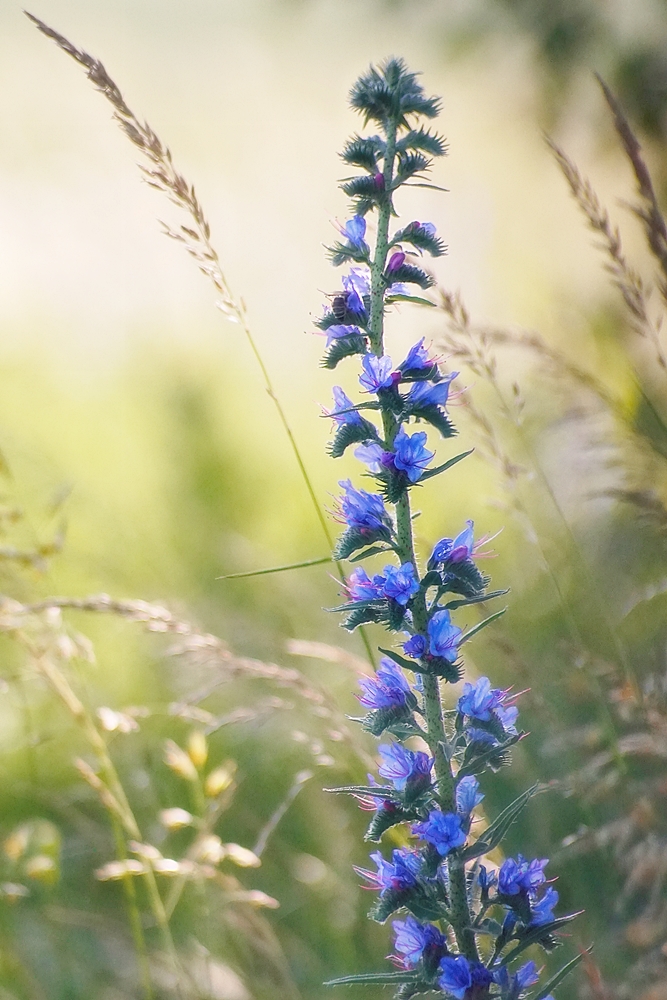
238,305 -> 376,667
367,113 -> 478,960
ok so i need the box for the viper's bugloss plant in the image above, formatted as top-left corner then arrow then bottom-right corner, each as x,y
319,59 -> 586,1000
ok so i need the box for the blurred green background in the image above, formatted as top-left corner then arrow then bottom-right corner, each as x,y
3,1 -> 667,998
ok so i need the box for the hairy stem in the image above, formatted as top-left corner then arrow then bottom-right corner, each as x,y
369,119 -> 478,962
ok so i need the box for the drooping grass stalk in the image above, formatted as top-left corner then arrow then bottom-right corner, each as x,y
26,11 -> 376,667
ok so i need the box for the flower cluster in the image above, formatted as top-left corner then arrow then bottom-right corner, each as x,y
319,59 -> 581,1000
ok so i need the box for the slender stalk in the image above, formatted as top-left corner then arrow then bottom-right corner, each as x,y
26,642 -> 185,998
369,114 -> 478,962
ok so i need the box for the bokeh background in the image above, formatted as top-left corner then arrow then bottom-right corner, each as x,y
3,1 -> 667,998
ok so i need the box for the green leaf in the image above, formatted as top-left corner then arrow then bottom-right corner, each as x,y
385,293 -> 436,307
396,127 -> 447,157
324,784 -> 396,798
329,419 -> 379,459
385,262 -> 434,290
378,647 -> 420,672
461,784 -> 540,860
501,911 -> 584,965
348,545 -> 395,562
325,972 -> 417,987
459,608 -> 507,645
531,948 -> 591,1000
403,402 -> 456,439
444,590 -> 509,610
217,556 -> 332,580
457,733 -> 522,779
420,449 -> 474,481
321,335 -> 367,370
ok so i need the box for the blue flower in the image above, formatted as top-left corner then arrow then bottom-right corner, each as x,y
360,354 -> 396,393
427,610 -> 462,662
379,563 -> 420,606
399,338 -> 436,373
354,441 -> 386,473
455,775 -> 484,818
430,520 -> 475,566
412,810 -> 466,856
406,374 -> 457,408
328,387 -> 364,427
403,633 -> 426,658
457,677 -> 517,729
438,956 -> 471,999
343,215 -> 367,249
515,962 -> 540,989
498,855 -> 548,897
438,956 -> 493,1000
356,848 -> 421,896
378,743 -> 433,792
391,916 -> 446,969
335,480 -> 391,534
530,886 -> 558,926
494,961 -> 540,999
342,267 -> 371,298
357,659 -> 412,711
393,427 -> 434,483
344,567 -> 383,602
477,865 -> 497,891
325,323 -> 363,347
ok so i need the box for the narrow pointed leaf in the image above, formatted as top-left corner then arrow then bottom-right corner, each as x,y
531,948 -> 591,1000
324,784 -> 396,798
460,608 -> 507,644
420,449 -> 474,481
348,545 -> 394,562
217,556 -> 332,580
461,783 -> 540,860
378,647 -> 420,672
502,912 -> 585,965
325,971 -> 417,987
445,590 -> 509,610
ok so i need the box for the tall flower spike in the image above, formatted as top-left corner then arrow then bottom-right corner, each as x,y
321,58 -> 583,1000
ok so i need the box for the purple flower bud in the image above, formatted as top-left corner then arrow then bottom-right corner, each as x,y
427,610 -> 462,662
387,251 -> 406,274
373,172 -> 385,191
403,634 -> 427,659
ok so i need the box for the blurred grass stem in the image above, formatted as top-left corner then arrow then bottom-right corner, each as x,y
26,11 -> 376,668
